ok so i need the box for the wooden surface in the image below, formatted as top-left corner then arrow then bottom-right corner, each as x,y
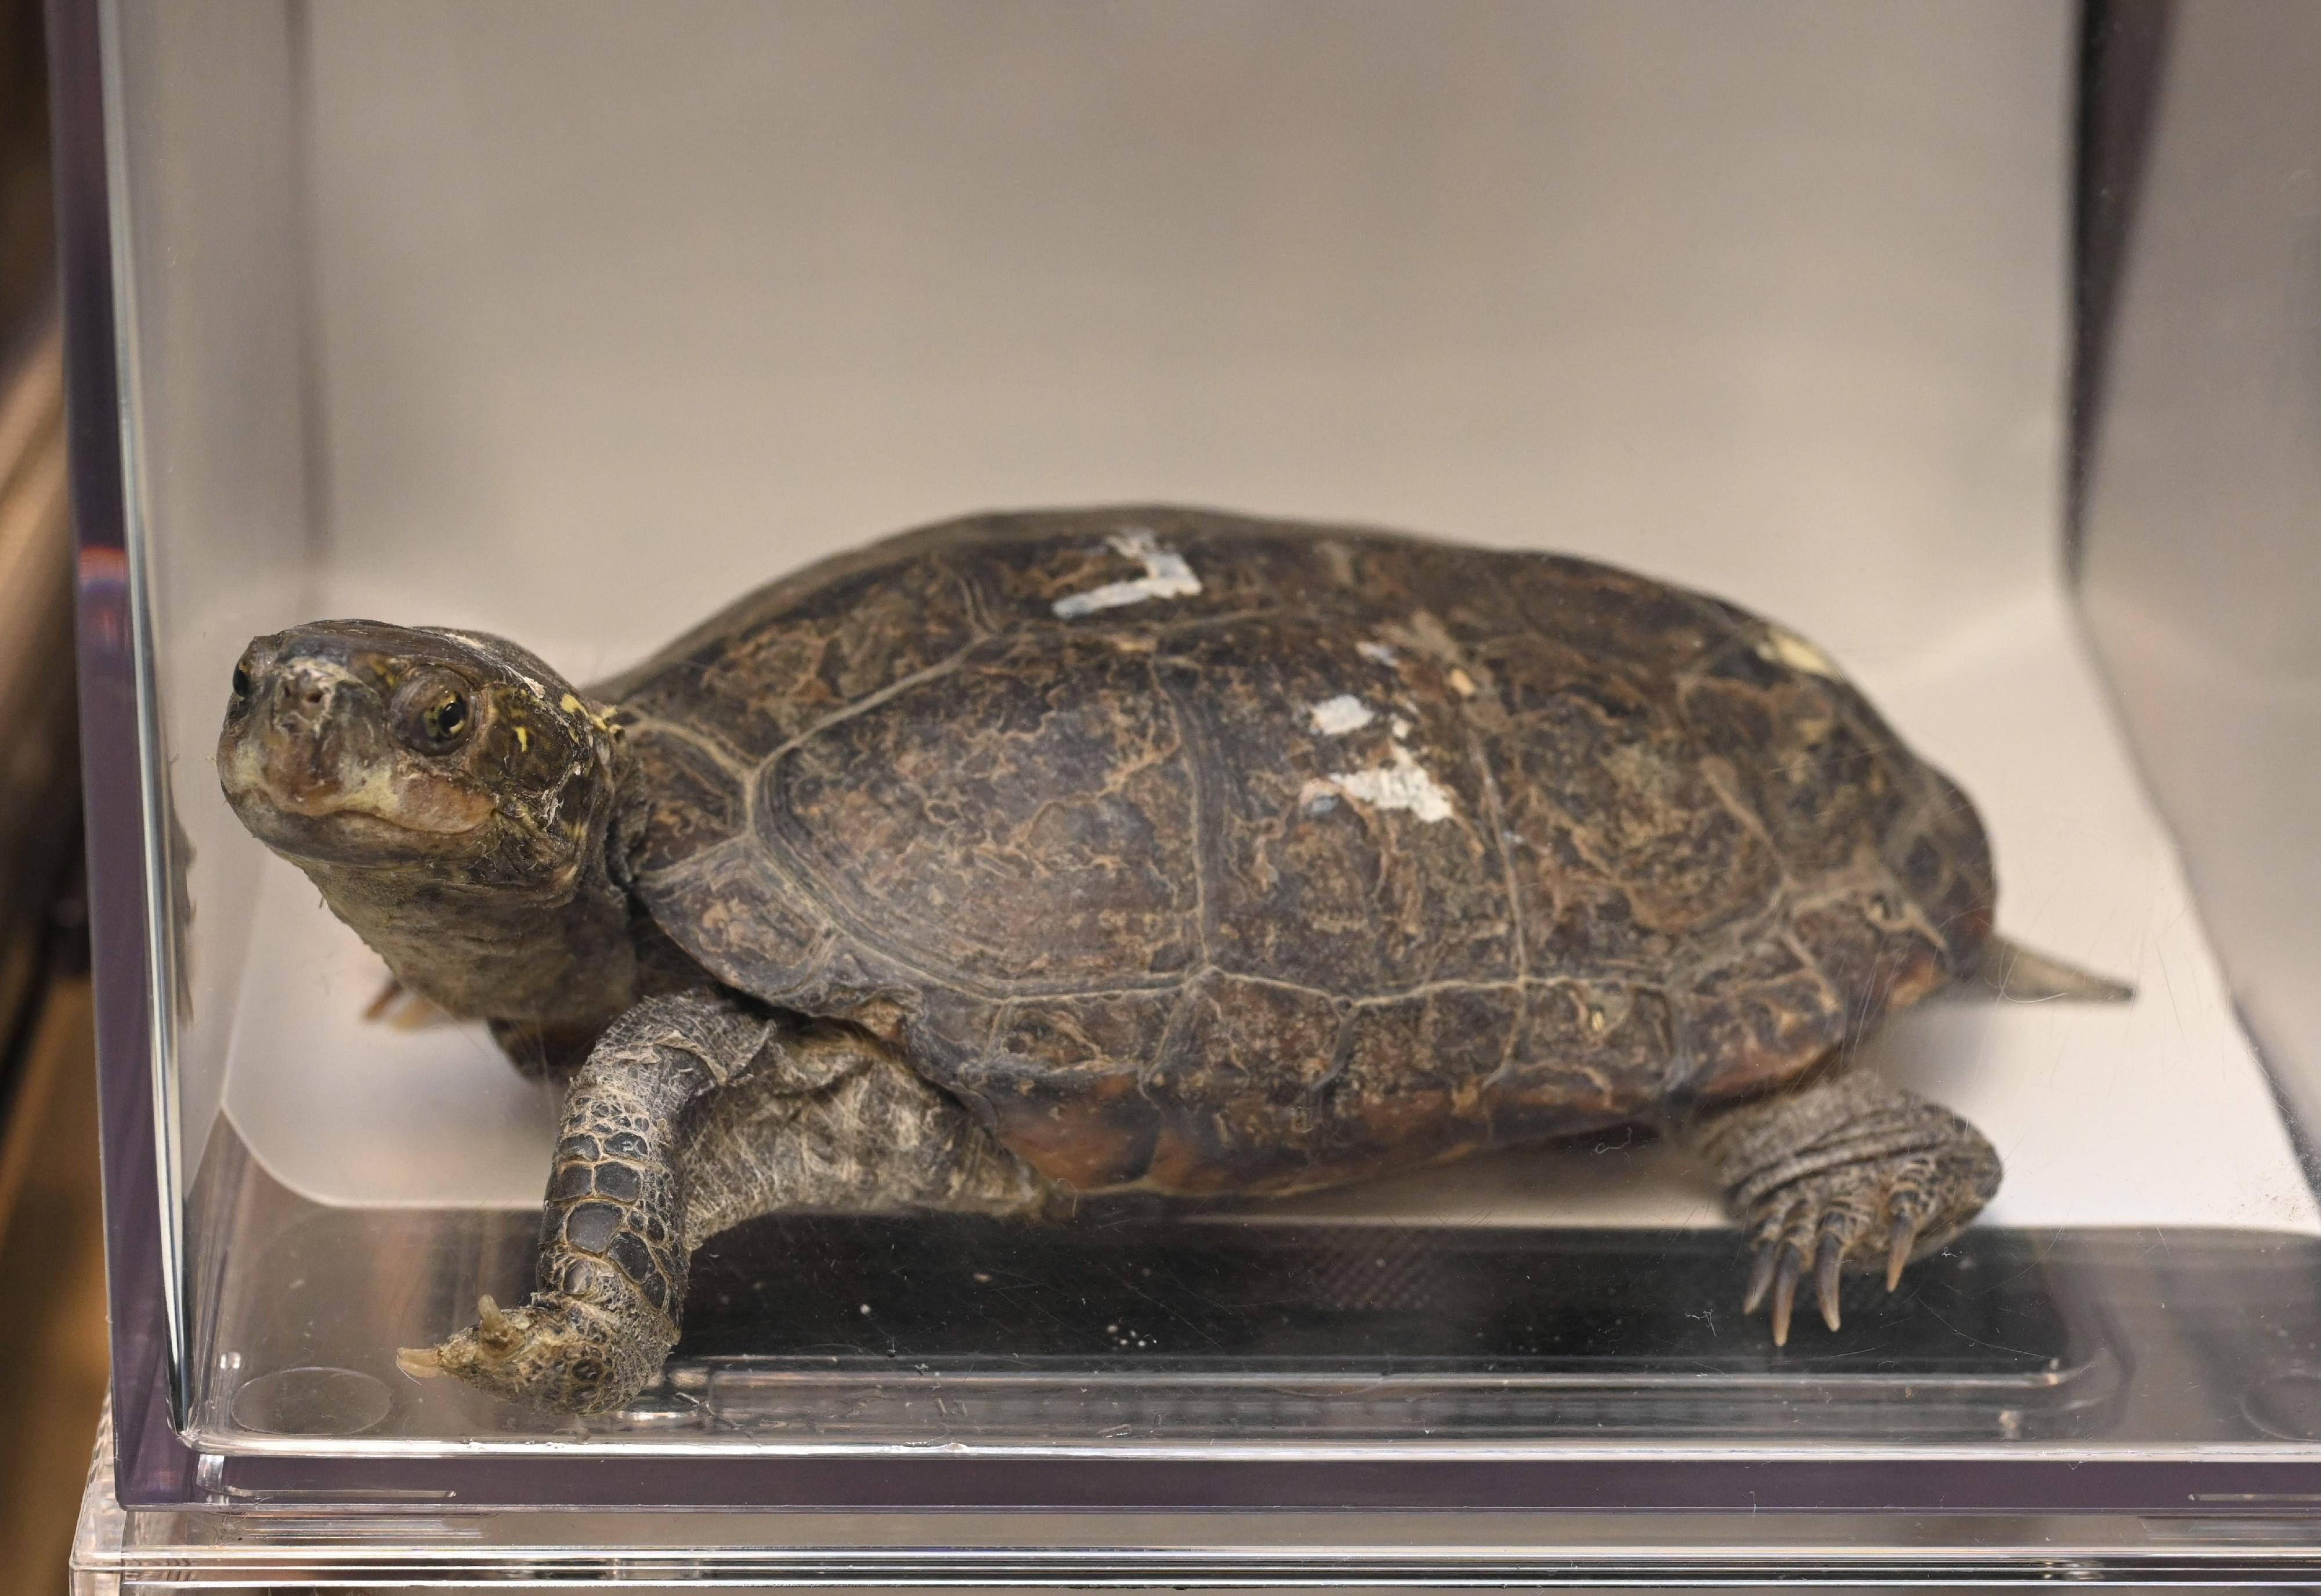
0,5 -> 88,1569
0,313 -> 71,952
0,978 -> 106,1595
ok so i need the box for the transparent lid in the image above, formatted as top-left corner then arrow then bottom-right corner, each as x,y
70,0 -> 2321,1510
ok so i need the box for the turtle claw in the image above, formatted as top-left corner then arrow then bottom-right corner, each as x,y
417,1289 -> 673,1414
1769,1248 -> 1802,1346
1729,1094 -> 2000,1346
1742,1231 -> 1845,1345
1695,1076 -> 2001,1349
1814,1235 -> 1844,1333
1886,1215 -> 1919,1292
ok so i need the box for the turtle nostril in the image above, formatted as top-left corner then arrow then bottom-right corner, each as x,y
272,667 -> 338,724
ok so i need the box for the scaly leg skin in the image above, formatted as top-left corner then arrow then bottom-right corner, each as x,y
397,991 -> 767,1413
400,992 -> 1057,1416
678,1023 -> 1060,1244
1673,1069 -> 2001,1347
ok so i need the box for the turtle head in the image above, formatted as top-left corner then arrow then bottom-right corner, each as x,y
218,621 -> 619,877
218,621 -> 638,1023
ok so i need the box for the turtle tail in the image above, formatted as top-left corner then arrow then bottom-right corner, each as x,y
1962,935 -> 2135,1003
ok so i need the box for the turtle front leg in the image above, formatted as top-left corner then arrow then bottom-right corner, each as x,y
1670,1069 -> 2000,1346
400,991 -> 772,1414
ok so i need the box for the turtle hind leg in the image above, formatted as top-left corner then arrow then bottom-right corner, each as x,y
1671,1070 -> 2000,1346
677,1020 -> 1060,1243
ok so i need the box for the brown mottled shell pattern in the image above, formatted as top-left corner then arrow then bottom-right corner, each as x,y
596,508 -> 1994,1198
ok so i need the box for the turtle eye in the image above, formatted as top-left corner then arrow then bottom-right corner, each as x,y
393,669 -> 476,754
230,662 -> 253,702
425,692 -> 469,744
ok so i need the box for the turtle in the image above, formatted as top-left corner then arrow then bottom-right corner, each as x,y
215,506 -> 2129,1415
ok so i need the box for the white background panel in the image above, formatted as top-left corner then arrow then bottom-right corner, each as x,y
180,1 -> 2312,1233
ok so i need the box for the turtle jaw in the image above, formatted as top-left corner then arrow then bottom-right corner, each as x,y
223,797 -> 489,870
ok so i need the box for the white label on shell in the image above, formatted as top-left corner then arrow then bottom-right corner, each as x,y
1306,745 -> 1457,824
1758,625 -> 1843,679
1052,528 -> 1203,618
1306,694 -> 1376,736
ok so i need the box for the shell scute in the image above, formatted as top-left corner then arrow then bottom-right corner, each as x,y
1484,634 -> 1783,971
1786,896 -> 1953,1041
622,727 -> 744,876
963,991 -> 1173,1189
760,633 -> 1201,989
1886,766 -> 1996,964
1141,971 -> 1343,1194
1160,618 -> 1514,994
1323,985 -> 1520,1170
975,506 -> 1343,628
1504,556 -> 1725,675
612,553 -> 982,760
638,842 -> 829,1000
1486,979 -> 1676,1143
1678,938 -> 1848,1100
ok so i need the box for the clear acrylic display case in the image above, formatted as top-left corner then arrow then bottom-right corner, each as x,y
54,0 -> 2321,1549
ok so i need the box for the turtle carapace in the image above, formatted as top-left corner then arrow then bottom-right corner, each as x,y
216,508 -> 2128,1414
